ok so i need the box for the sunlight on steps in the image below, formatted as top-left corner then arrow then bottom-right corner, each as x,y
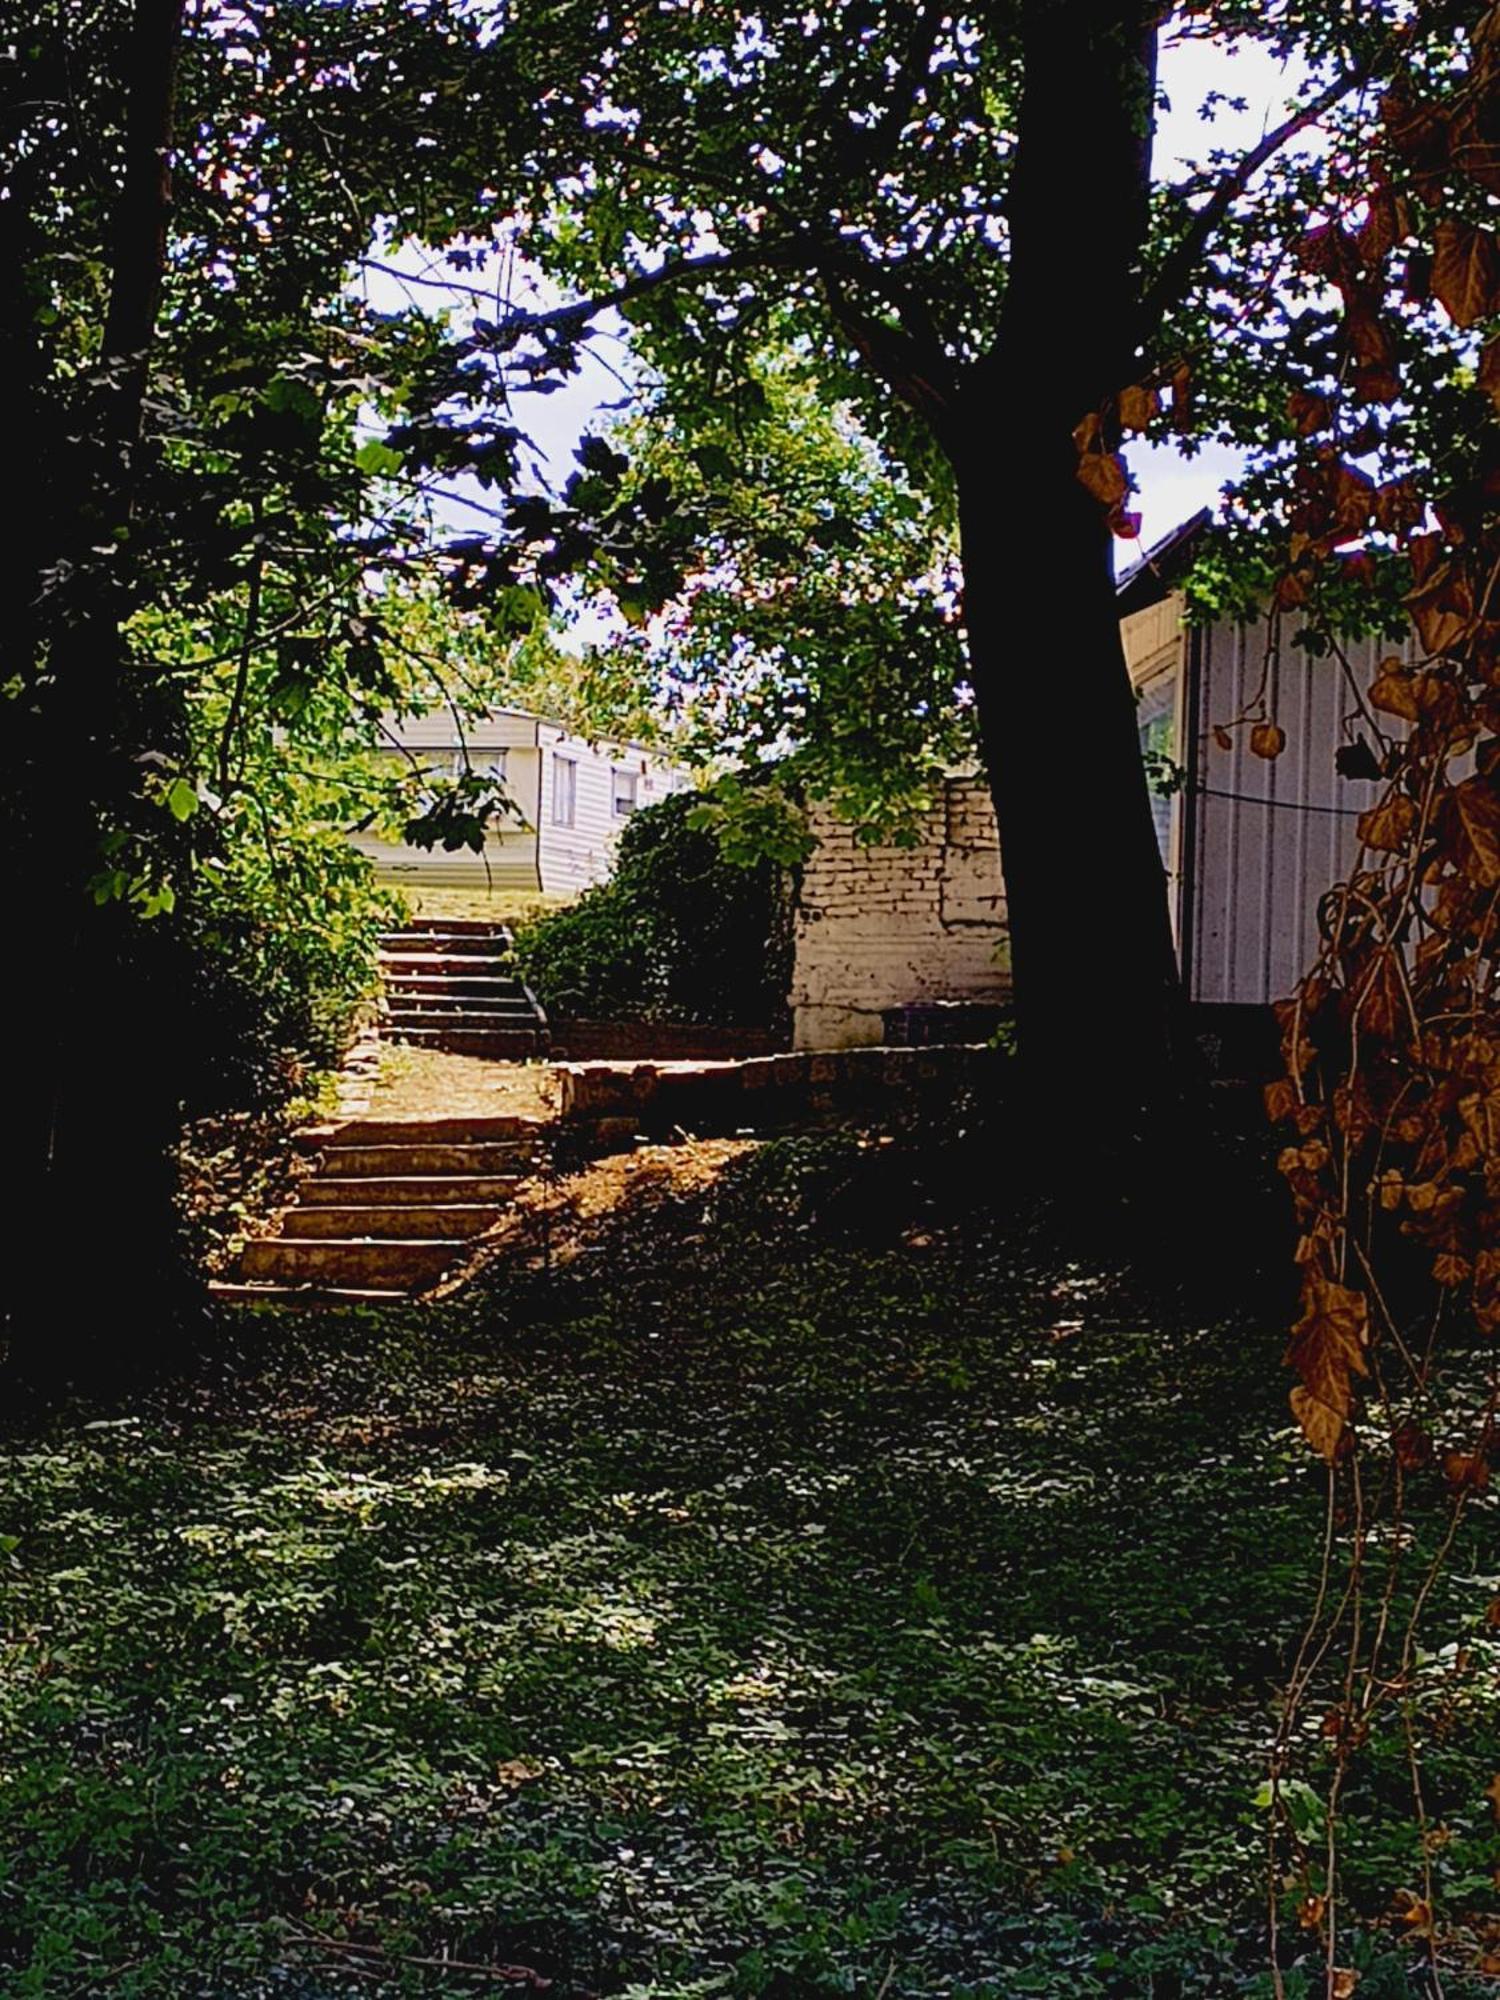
209,1114 -> 547,1305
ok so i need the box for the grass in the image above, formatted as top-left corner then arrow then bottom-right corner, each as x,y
2,1122 -> 1497,1998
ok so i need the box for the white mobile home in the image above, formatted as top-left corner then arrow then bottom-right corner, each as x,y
351,707 -> 692,895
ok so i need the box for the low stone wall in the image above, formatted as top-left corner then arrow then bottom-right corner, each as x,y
547,1020 -> 783,1062
553,1043 -> 998,1149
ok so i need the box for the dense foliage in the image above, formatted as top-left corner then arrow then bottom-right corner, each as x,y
1,0 -> 703,1353
591,350 -> 972,840
511,791 -> 794,1029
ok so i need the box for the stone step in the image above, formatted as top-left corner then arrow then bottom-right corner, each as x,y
317,1140 -> 532,1177
386,1026 -> 543,1057
240,1236 -> 464,1288
378,958 -> 511,982
209,1281 -> 412,1306
382,940 -> 512,964
382,972 -> 527,996
326,1115 -> 541,1145
281,1203 -> 505,1240
384,996 -> 537,1020
386,1019 -> 538,1042
302,1173 -> 525,1205
384,918 -> 512,939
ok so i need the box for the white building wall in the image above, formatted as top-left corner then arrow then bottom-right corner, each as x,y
349,714 -> 544,892
351,707 -> 691,897
790,778 -> 1010,1050
788,591 -> 1402,1047
1185,617 -> 1407,1006
536,723 -> 692,894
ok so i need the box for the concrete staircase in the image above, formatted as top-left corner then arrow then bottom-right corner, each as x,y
212,1115 -> 544,1303
379,919 -> 549,1059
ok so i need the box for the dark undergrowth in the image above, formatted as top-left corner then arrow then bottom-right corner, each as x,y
1,1113 -> 1496,1998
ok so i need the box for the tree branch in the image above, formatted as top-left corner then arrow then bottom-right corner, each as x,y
815,0 -> 950,182
484,230 -> 942,373
218,502 -> 264,793
484,243 -> 781,348
1139,63 -> 1371,338
821,271 -> 959,447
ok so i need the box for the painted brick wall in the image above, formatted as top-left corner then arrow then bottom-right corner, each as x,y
790,777 -> 1011,1049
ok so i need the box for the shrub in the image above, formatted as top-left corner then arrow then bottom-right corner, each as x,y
511,791 -> 793,1029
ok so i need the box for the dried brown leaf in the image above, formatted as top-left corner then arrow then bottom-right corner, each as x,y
1433,219 -> 1500,328
1117,383 -> 1159,433
1076,450 -> 1127,508
1358,792 -> 1418,853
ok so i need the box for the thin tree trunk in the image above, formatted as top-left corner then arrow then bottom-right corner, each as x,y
99,0 -> 187,470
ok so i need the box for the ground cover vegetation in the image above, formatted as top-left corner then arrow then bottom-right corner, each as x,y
3,1118 -> 1496,1999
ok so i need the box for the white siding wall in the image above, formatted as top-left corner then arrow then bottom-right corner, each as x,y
536,724 -> 691,894
350,707 -> 691,896
350,720 -> 544,891
1121,596 -> 1189,950
790,778 -> 1010,1050
1186,619 -> 1404,1005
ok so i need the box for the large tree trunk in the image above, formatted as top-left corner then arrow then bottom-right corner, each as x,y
950,0 -> 1192,1153
3,0 -> 191,1382
958,445 -> 1186,1126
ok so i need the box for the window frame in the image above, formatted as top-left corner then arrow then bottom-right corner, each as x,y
551,751 -> 578,828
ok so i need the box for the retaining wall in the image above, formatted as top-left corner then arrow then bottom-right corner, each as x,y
553,1043 -> 999,1149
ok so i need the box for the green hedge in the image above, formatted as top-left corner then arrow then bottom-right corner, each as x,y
511,792 -> 793,1029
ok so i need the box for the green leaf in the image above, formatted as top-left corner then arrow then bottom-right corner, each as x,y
690,442 -> 738,483
355,438 -> 404,477
164,777 -> 198,822
261,376 -> 321,426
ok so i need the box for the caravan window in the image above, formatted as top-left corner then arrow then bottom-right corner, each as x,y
551,753 -> 577,827
612,767 -> 639,817
1136,669 -> 1178,871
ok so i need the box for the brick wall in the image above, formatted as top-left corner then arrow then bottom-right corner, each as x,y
790,777 -> 1011,1050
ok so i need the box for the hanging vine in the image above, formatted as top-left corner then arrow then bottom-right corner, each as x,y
1073,10 -> 1500,1989
1258,17 -> 1500,1994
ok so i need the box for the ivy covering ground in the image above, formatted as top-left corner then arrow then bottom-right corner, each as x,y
1,1127 -> 1495,1999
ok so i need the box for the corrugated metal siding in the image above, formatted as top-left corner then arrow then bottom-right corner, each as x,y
1187,619 -> 1408,1005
